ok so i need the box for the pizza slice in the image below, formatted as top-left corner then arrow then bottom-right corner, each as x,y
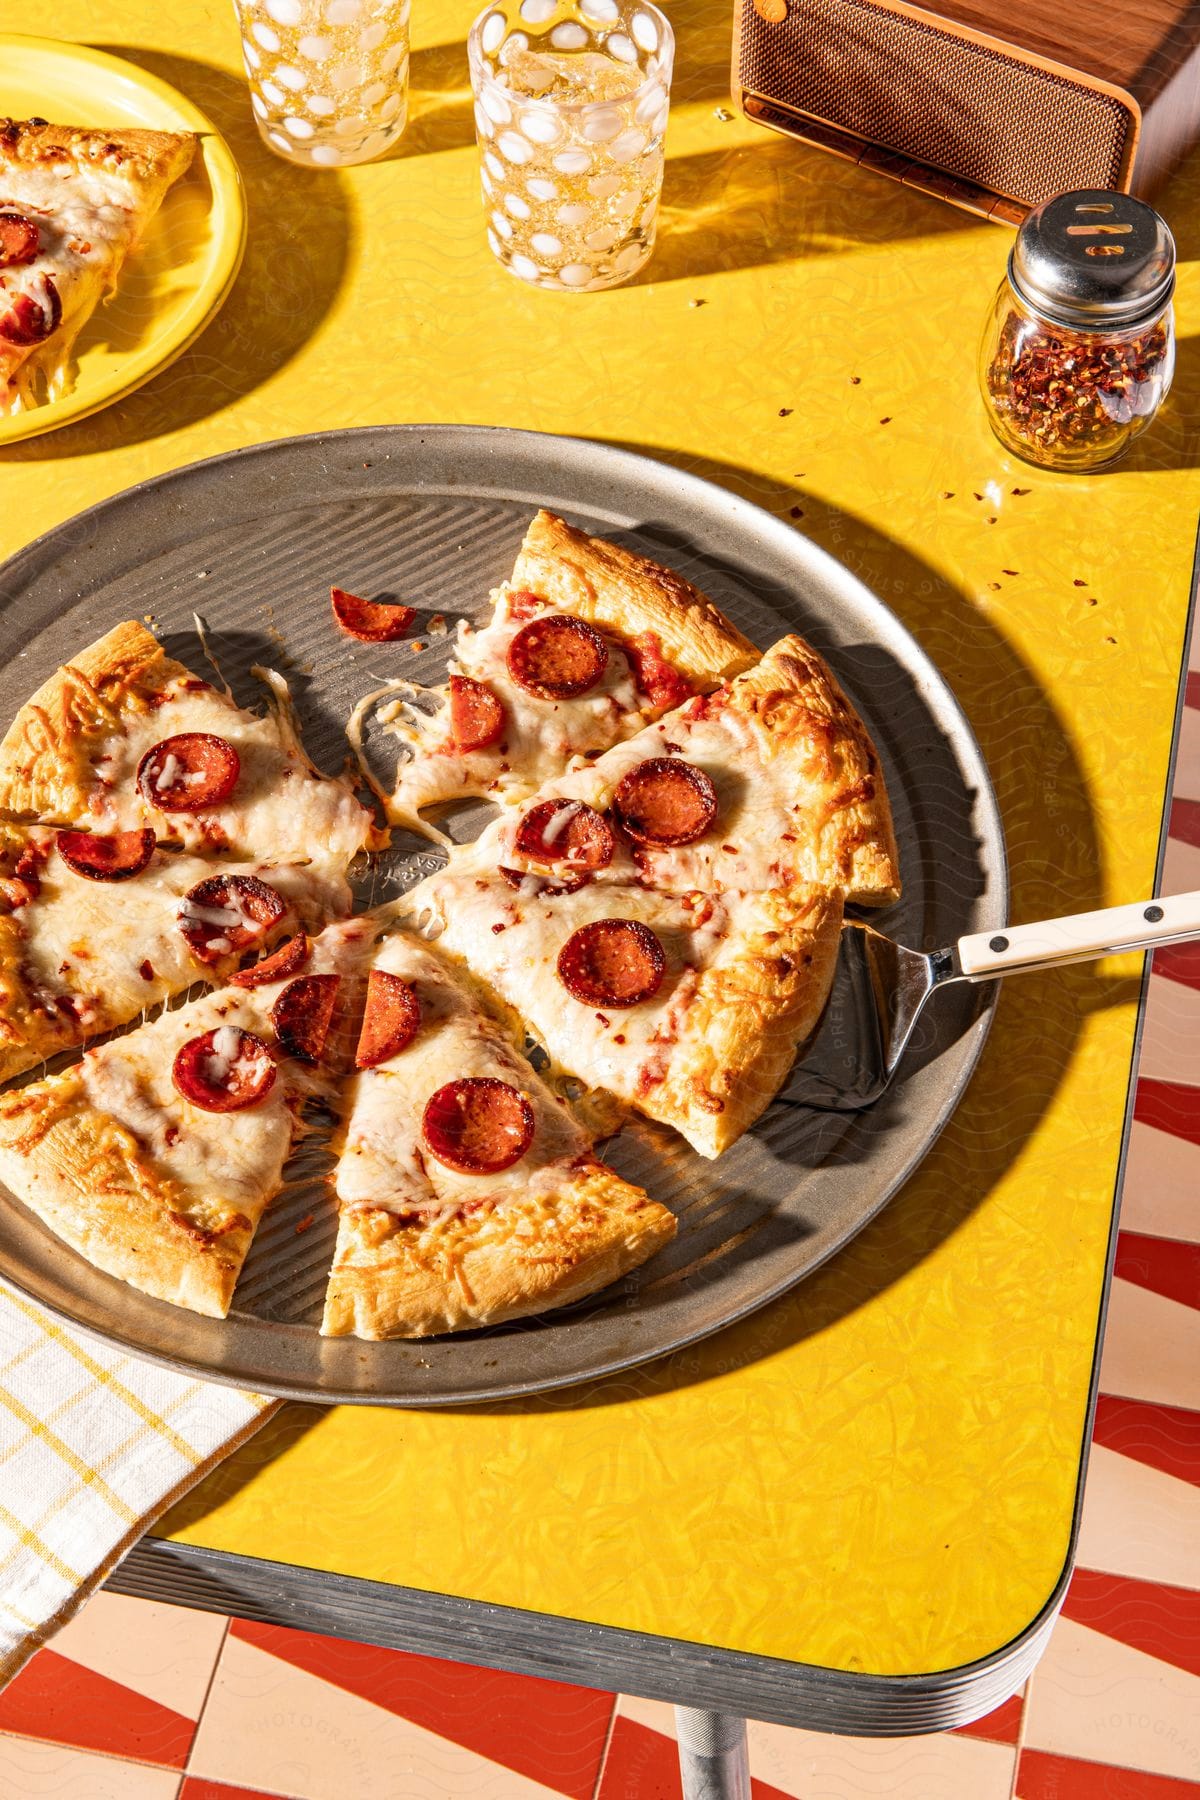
0,620 -> 381,865
323,920 -> 676,1338
456,633 -> 901,907
411,872 -> 844,1159
0,821 -> 349,1083
354,510 -> 757,836
0,917 -> 373,1317
0,118 -> 196,414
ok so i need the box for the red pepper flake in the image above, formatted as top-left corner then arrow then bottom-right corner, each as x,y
778,407 -> 793,417
1073,579 -> 1088,587
295,1213 -> 315,1234
940,491 -> 954,499
849,375 -> 861,385
987,582 -> 1001,591
987,516 -> 997,524
1086,597 -> 1098,606
879,416 -> 891,424
789,505 -> 804,518
1012,487 -> 1031,496
973,491 -> 984,501
1105,635 -> 1117,644
139,959 -> 155,982
985,310 -> 1170,463
1002,569 -> 1020,577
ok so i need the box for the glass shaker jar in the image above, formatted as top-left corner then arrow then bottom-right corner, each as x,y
980,189 -> 1176,472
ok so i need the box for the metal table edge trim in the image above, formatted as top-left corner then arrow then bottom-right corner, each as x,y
107,1533 -> 1060,1736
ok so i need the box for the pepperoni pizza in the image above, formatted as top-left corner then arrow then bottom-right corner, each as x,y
355,509 -> 757,838
0,119 -> 196,414
0,512 -> 900,1340
323,922 -> 675,1338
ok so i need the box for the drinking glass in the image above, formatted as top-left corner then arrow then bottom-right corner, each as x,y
467,0 -> 674,291
233,0 -> 410,167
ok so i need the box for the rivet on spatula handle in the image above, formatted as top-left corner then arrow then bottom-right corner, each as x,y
956,890 -> 1200,977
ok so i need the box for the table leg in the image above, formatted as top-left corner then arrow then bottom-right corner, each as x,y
673,1707 -> 752,1800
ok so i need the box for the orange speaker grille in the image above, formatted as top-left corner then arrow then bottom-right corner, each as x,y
738,0 -> 1132,205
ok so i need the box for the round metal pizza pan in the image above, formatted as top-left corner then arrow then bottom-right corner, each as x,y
0,426 -> 1006,1404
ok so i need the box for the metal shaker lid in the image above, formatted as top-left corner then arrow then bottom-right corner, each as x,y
1008,190 -> 1176,331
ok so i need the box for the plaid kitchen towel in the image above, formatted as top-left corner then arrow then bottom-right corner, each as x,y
0,1285 -> 277,1687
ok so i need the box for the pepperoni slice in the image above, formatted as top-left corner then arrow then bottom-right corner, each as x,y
355,969 -> 421,1068
612,758 -> 719,847
0,275 -> 60,345
513,800 -> 615,870
231,933 -> 310,989
172,1027 -> 277,1113
177,875 -> 288,965
271,973 -> 341,1064
507,616 -> 608,700
0,211 -> 40,268
625,631 -> 692,712
331,586 -> 416,643
422,1076 -> 535,1174
449,674 -> 505,751
56,827 -> 156,881
137,733 -> 240,812
557,918 -> 666,1008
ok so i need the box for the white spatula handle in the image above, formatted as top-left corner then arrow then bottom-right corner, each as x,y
956,890 -> 1200,978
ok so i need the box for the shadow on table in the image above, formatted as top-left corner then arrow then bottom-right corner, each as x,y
643,135 -> 974,286
162,458 -> 1125,1493
0,47 -> 355,465
473,452 -> 1123,1414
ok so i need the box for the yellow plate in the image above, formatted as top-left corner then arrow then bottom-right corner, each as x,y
0,35 -> 246,444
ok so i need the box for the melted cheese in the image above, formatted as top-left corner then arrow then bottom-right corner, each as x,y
0,158 -> 148,411
336,927 -> 591,1218
380,587 -> 655,823
414,874 -> 729,1104
89,675 -> 372,864
77,917 -> 370,1227
462,694 -> 817,895
9,839 -> 347,1073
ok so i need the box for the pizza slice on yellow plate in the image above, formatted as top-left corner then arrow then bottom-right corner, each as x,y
0,620 -> 381,866
0,118 -> 196,414
411,872 -> 844,1160
0,917 -> 373,1317
323,918 -> 676,1339
0,820 -> 348,1083
355,509 -> 757,837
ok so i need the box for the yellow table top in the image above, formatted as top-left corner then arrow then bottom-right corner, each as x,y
5,0 -> 1199,1685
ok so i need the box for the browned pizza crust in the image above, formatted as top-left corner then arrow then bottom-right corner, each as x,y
0,121 -> 197,410
0,621 -> 181,822
0,118 -> 196,190
719,634 -> 901,905
650,884 -> 844,1157
0,1069 -> 253,1318
322,1161 -> 676,1338
511,510 -> 759,689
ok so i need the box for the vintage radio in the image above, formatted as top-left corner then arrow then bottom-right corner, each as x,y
732,0 -> 1200,221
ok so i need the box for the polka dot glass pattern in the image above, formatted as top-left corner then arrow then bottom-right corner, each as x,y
468,0 -> 673,291
232,0 -> 410,168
